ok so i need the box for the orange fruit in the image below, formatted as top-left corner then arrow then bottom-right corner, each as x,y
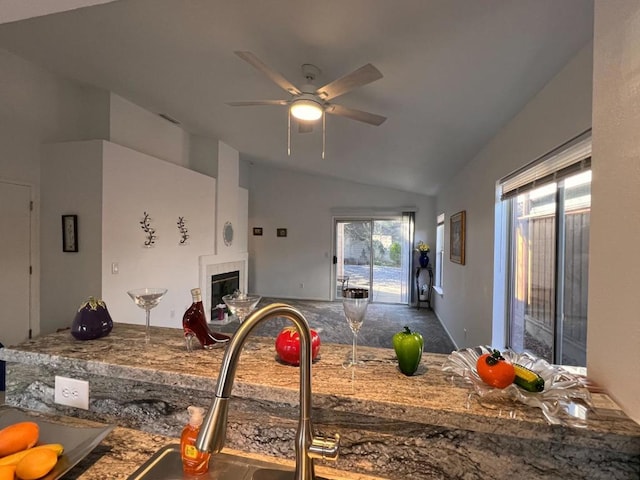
0,443 -> 64,467
0,465 -> 16,480
0,422 -> 39,457
15,448 -> 58,480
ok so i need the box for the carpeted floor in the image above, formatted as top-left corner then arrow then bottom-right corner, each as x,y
216,298 -> 456,354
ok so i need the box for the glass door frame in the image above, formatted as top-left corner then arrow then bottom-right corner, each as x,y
333,218 -> 372,301
332,215 -> 410,304
505,172 -> 591,366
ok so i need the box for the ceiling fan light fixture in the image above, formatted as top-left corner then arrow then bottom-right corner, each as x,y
290,98 -> 323,121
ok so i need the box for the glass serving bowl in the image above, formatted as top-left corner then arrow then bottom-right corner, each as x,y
442,346 -> 594,427
222,292 -> 261,323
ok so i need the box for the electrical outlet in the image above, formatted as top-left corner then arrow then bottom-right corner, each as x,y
54,376 -> 89,410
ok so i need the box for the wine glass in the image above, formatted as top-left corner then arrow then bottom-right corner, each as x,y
342,287 -> 369,370
127,288 -> 167,344
222,291 -> 262,323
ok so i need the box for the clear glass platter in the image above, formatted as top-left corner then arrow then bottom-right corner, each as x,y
442,346 -> 593,427
0,406 -> 114,479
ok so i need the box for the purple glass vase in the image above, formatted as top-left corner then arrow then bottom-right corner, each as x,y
71,297 -> 113,340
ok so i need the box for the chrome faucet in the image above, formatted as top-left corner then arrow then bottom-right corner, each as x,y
196,303 -> 340,480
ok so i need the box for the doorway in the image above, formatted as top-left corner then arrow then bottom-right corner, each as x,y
0,181 -> 32,347
334,217 -> 410,303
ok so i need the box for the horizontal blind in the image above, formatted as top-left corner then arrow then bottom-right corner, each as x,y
499,129 -> 592,200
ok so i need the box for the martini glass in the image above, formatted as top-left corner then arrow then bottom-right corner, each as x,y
127,288 -> 167,344
342,287 -> 369,370
222,291 -> 262,323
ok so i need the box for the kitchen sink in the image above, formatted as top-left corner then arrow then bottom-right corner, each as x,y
127,444 -> 334,480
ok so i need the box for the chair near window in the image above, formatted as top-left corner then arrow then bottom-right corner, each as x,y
337,275 -> 350,291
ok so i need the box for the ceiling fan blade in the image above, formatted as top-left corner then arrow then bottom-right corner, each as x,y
326,104 -> 387,126
227,100 -> 289,107
315,64 -> 383,101
234,51 -> 301,96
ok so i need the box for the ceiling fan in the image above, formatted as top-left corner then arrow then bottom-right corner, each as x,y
227,51 -> 386,158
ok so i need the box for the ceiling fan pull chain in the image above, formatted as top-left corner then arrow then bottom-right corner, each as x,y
322,111 -> 326,160
287,109 -> 291,156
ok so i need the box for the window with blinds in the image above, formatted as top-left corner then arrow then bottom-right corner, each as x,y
499,129 -> 591,200
501,129 -> 591,366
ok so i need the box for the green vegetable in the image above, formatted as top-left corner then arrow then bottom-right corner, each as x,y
392,326 -> 424,376
513,363 -> 545,392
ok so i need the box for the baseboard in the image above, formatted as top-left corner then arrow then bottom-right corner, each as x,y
432,308 -> 458,351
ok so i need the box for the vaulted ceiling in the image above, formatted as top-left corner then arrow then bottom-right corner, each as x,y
0,0 -> 593,195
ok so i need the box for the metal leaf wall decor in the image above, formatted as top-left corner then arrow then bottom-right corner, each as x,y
140,211 -> 157,247
177,216 -> 189,245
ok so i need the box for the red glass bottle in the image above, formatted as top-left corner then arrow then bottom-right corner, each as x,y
183,288 -> 230,350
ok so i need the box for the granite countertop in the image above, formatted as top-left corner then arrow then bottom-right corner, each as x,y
0,323 -> 640,466
0,407 -> 387,480
2,323 -> 639,479
2,323 -> 637,438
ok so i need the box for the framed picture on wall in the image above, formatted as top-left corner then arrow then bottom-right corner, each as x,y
253,227 -> 263,236
450,210 -> 465,265
277,228 -> 287,237
62,214 -> 78,252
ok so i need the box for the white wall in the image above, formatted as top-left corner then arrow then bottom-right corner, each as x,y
40,141 -> 103,334
0,48 -> 247,337
101,141 -> 217,329
216,142 -> 240,255
0,48 -> 105,338
434,43 -> 593,348
0,0 -> 117,24
40,139 -> 219,333
109,94 -> 189,168
248,165 -> 435,300
589,0 -> 640,424
189,135 -> 218,178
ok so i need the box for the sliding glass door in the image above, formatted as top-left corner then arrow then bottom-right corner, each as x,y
334,217 -> 410,303
507,170 -> 591,366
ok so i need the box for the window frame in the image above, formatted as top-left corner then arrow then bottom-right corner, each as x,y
497,130 -> 592,366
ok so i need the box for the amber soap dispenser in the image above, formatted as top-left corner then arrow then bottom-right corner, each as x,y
181,406 -> 211,475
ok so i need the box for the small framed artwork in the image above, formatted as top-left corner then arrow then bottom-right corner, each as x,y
277,228 -> 287,238
62,214 -> 78,252
450,210 -> 465,265
253,227 -> 263,236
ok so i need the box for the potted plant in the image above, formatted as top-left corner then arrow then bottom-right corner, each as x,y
415,241 -> 430,268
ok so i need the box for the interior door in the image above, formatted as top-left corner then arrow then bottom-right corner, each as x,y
0,182 -> 31,347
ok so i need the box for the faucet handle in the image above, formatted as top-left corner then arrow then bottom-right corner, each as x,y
308,433 -> 340,461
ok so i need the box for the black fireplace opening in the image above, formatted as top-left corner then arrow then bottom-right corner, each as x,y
211,270 -> 240,317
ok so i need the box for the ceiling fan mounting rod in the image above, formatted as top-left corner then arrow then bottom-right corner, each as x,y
301,63 -> 320,82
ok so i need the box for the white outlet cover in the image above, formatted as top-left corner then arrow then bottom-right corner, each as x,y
54,376 -> 89,410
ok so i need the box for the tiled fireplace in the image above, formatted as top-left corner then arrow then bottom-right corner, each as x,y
199,253 -> 248,321
210,270 -> 239,317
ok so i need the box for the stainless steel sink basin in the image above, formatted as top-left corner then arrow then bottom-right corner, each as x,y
127,444 -> 333,480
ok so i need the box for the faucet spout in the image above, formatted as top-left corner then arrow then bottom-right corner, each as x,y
195,303 -> 339,480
